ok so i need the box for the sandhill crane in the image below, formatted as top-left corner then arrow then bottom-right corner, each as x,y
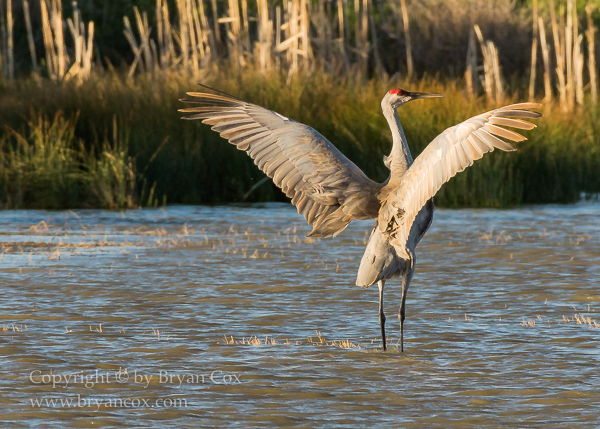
180,87 -> 542,352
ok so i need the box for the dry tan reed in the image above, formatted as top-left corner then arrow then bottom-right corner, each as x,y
2,0 -> 600,112
529,0 -> 538,101
6,0 -> 12,80
0,1 -> 4,77
220,331 -> 363,349
539,17 -> 552,103
23,1 -> 37,72
586,3 -> 597,105
0,0 -> 14,80
39,0 -> 94,82
65,2 -> 94,82
566,0 -> 573,109
400,0 -> 412,80
0,1 -> 3,77
562,313 -> 600,328
465,28 -> 477,97
541,0 -> 587,112
0,324 -> 27,333
474,24 -> 503,103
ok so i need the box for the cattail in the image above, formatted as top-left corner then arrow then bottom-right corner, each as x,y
529,0 -> 538,100
474,25 -> 495,101
539,17 -> 552,104
586,3 -> 597,105
6,0 -> 12,80
40,0 -> 57,79
241,0 -> 250,52
301,0 -> 311,61
0,0 -> 4,77
490,42 -> 503,102
185,0 -> 199,74
156,0 -> 164,64
164,1 -> 176,65
192,0 -> 206,67
52,0 -> 66,79
400,0 -> 412,80
353,0 -> 366,76
574,34 -> 584,106
83,22 -> 94,78
176,0 -> 189,70
123,15 -> 142,76
207,0 -> 218,56
23,0 -> 37,72
337,0 -> 347,68
367,0 -> 381,76
465,28 -> 477,97
256,0 -> 272,71
566,0 -> 573,110
550,0 -> 566,111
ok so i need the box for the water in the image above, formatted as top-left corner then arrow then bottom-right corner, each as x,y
1,203 -> 599,427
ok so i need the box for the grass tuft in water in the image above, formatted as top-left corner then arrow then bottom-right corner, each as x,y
0,110 -> 142,209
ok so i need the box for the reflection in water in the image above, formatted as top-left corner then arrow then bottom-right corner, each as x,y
1,203 -> 599,426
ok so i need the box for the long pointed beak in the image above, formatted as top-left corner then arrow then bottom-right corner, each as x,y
408,91 -> 443,99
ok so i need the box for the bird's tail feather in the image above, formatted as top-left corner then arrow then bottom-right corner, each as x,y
355,226 -> 402,287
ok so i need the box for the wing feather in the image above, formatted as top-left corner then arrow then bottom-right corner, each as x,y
180,90 -> 382,237
297,195 -> 311,215
484,123 -> 527,142
255,146 -> 282,170
470,132 -> 495,152
465,137 -> 484,160
380,103 -> 542,251
307,200 -> 321,224
488,117 -> 536,130
477,129 -> 517,152
284,172 -> 304,193
467,135 -> 488,155
247,137 -> 274,158
456,142 -> 472,168
497,110 -> 542,119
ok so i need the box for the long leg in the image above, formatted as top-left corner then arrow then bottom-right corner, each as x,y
378,280 -> 387,351
399,268 -> 414,352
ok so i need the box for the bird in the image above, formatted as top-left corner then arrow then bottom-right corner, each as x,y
179,86 -> 542,352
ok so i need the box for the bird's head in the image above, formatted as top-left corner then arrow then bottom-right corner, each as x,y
383,88 -> 443,110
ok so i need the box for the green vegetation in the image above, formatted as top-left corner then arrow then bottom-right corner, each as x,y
0,0 -> 599,208
0,109 -> 138,209
0,70 -> 598,209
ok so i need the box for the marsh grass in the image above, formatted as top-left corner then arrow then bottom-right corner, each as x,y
2,0 -> 600,208
0,109 -> 139,208
2,68 -> 599,209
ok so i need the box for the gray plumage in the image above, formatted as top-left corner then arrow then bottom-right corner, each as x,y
180,88 -> 542,352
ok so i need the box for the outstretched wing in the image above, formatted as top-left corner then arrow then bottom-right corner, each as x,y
180,91 -> 382,237
380,102 -> 542,251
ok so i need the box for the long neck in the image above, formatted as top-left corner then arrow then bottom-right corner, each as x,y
383,104 -> 413,183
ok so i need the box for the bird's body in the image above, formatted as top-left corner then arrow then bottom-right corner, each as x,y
181,87 -> 541,351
